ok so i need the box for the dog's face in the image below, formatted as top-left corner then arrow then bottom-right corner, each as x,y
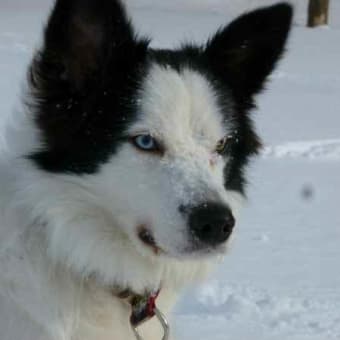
88,64 -> 243,258
27,0 -> 292,271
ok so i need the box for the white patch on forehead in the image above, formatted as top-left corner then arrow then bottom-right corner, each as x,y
132,64 -> 231,151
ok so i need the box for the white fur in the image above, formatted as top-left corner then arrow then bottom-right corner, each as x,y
0,65 -> 243,340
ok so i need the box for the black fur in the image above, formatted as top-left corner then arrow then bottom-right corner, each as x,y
29,0 -> 292,195
206,3 -> 293,193
29,0 -> 149,173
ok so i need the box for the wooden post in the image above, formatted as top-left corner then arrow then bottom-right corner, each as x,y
308,0 -> 330,27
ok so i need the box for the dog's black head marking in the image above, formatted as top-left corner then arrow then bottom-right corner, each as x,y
204,3 -> 293,101
29,0 -> 149,173
29,0 -> 292,196
206,3 -> 292,193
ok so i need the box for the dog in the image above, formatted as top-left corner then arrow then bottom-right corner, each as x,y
0,1 -> 292,339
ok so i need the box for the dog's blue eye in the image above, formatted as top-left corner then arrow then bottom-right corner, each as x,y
133,135 -> 158,151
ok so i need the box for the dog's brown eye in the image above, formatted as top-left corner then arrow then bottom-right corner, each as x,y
215,135 -> 233,155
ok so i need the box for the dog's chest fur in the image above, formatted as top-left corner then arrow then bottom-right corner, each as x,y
0,235 -> 175,340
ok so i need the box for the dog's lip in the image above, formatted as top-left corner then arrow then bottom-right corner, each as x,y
181,238 -> 229,258
137,226 -> 165,255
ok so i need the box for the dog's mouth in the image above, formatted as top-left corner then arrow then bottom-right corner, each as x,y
136,224 -> 230,259
137,226 -> 164,255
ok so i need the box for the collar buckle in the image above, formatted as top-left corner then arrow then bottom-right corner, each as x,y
117,289 -> 170,340
132,307 -> 170,340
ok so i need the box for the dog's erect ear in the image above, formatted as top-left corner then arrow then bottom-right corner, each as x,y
41,0 -> 143,91
204,3 -> 293,99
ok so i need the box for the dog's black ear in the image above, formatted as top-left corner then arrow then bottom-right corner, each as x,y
40,0 -> 143,91
204,3 -> 293,99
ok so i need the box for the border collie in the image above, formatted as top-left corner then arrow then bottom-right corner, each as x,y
0,1 -> 292,339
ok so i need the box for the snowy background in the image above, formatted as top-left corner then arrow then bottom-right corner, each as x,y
1,1 -> 340,339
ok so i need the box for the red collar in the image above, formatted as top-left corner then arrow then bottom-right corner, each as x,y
116,289 -> 160,327
115,289 -> 169,340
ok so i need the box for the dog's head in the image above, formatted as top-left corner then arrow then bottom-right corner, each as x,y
25,0 -> 292,284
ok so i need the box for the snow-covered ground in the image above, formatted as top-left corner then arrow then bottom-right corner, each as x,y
1,1 -> 339,339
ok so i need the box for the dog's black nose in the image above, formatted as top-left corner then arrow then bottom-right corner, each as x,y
189,202 -> 235,246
